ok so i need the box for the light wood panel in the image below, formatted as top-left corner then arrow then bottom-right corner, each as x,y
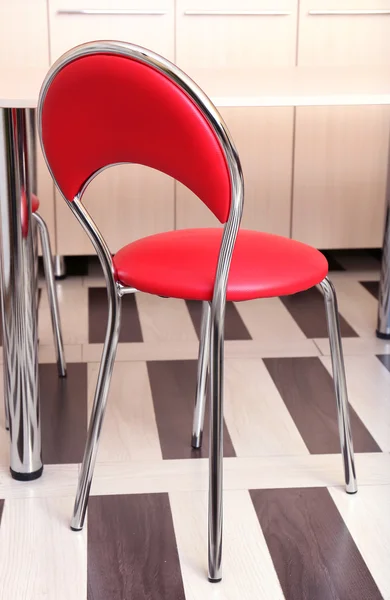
0,497 -> 87,599
55,164 -> 174,255
299,0 -> 390,67
48,0 -> 174,62
176,0 -> 297,73
176,107 -> 294,234
170,490 -> 285,600
89,453 -> 390,497
292,105 -> 390,248
0,0 -> 49,69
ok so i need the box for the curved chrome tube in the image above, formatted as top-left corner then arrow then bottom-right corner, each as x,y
69,198 -> 123,530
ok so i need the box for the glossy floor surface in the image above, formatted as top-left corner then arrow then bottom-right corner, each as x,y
0,251 -> 389,599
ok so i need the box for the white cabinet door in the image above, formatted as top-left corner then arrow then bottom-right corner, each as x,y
176,0 -> 298,73
299,0 -> 390,66
49,0 -> 174,62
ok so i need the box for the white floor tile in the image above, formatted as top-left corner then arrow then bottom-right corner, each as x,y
0,496 -> 86,600
321,355 -> 390,451
170,489 -> 285,600
224,358 -> 308,456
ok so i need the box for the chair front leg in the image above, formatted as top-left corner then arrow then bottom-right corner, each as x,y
34,212 -> 67,378
320,276 -> 357,494
192,301 -> 211,448
71,288 -> 122,531
208,304 -> 225,582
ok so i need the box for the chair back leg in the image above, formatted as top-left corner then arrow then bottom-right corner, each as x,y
71,287 -> 122,531
192,301 -> 211,448
320,276 -> 358,494
34,212 -> 67,377
208,306 -> 225,582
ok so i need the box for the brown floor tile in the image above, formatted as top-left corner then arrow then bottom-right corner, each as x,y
40,363 -> 88,464
250,487 -> 383,600
264,357 -> 380,453
147,360 -> 236,459
280,287 -> 357,338
88,493 -> 185,600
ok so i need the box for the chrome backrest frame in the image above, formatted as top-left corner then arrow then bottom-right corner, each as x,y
37,40 -> 244,311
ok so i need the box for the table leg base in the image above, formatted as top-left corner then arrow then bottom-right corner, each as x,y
10,465 -> 43,481
376,329 -> 390,340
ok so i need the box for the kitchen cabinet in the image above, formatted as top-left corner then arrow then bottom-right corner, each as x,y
48,0 -> 175,62
176,0 -> 298,73
298,0 -> 390,66
292,105 -> 390,248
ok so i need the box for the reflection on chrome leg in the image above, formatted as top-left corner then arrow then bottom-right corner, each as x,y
320,277 -> 358,494
192,301 -> 211,448
34,212 -> 66,378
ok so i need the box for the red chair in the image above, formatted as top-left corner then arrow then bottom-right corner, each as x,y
38,41 -> 357,582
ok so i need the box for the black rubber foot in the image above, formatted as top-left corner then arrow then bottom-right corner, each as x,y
54,274 -> 67,281
208,577 -> 222,583
10,465 -> 43,481
376,329 -> 390,340
5,426 -> 9,431
191,433 -> 203,450
346,490 -> 358,495
70,526 -> 83,532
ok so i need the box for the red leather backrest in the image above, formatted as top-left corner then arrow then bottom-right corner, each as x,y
41,53 -> 231,223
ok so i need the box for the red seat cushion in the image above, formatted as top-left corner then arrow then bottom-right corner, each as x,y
113,229 -> 328,301
32,194 -> 39,213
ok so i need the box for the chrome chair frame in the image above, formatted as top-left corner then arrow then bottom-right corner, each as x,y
38,40 -> 243,582
3,210 -> 66,430
191,281 -> 357,496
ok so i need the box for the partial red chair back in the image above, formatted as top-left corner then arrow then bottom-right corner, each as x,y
39,43 -> 236,223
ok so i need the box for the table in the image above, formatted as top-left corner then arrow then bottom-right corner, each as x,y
0,65 -> 389,479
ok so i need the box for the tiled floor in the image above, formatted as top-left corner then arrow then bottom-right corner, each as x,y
0,251 -> 389,599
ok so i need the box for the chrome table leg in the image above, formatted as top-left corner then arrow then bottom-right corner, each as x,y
0,107 -> 42,480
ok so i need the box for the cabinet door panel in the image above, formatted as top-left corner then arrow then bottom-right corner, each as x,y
49,0 -> 174,62
299,0 -> 390,66
0,0 -> 49,69
55,165 -> 174,255
292,105 -> 390,248
176,107 -> 293,237
176,0 -> 298,73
